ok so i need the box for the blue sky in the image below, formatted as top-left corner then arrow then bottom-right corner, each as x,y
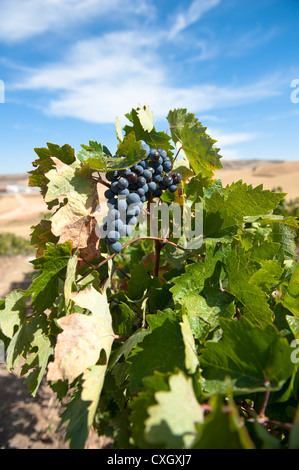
0,0 -> 298,174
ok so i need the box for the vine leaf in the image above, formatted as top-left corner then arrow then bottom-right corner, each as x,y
28,142 -> 76,202
144,370 -> 204,448
167,108 -> 222,177
124,105 -> 174,153
78,132 -> 146,170
192,395 -> 255,449
59,365 -> 107,449
44,157 -> 100,255
283,261 -> 299,316
26,242 -> 72,313
47,287 -> 113,384
180,314 -> 199,374
200,316 -> 294,395
0,289 -> 27,339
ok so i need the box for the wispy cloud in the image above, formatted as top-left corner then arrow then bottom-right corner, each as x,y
168,0 -> 221,39
11,31 -> 283,124
0,0 -> 154,42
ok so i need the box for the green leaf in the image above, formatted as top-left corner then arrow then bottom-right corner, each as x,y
64,251 -> 78,314
127,311 -> 186,391
26,242 -> 72,313
6,314 -> 53,396
47,287 -> 113,383
124,105 -> 173,154
193,395 -> 255,449
224,248 -> 275,326
180,314 -> 199,374
200,317 -> 294,395
283,261 -> 299,317
78,132 -> 146,170
109,329 -> 151,370
167,108 -> 222,178
60,365 -> 107,449
28,143 -> 76,200
144,370 -> 204,448
0,289 -> 27,339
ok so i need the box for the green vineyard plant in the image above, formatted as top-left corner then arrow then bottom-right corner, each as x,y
1,105 -> 299,449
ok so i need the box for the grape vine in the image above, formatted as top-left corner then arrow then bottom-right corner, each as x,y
0,104 -> 299,450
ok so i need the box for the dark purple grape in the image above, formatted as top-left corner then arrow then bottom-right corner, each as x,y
143,169 -> 153,181
104,189 -> 114,199
137,187 -> 145,197
168,184 -> 178,193
111,181 -> 120,193
127,172 -> 138,184
172,172 -> 182,184
158,149 -> 167,158
106,171 -> 118,181
119,168 -> 132,177
149,149 -> 160,161
137,176 -> 146,188
163,175 -> 173,187
131,164 -> 143,175
153,174 -> 162,183
153,188 -> 163,197
163,160 -> 172,172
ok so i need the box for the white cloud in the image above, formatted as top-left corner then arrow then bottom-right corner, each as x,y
0,0 -> 153,42
11,31 -> 282,125
168,0 -> 221,39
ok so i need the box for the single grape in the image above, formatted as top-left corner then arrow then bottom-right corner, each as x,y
137,187 -> 145,197
107,197 -> 117,207
127,172 -> 138,184
104,189 -> 114,200
118,177 -> 129,189
127,192 -> 141,205
136,176 -> 146,188
172,172 -> 182,184
119,168 -> 132,177
110,241 -> 122,253
127,215 -> 138,226
140,195 -> 147,202
149,149 -> 160,161
118,187 -> 130,197
150,156 -> 163,166
147,181 -> 157,192
163,160 -> 172,172
107,230 -> 120,242
131,164 -> 143,175
120,224 -> 132,237
153,174 -> 162,183
106,171 -> 118,181
116,199 -> 127,212
108,208 -> 120,220
163,175 -> 173,187
154,165 -> 163,174
111,181 -> 120,193
153,188 -> 163,197
158,149 -> 167,158
168,184 -> 178,193
109,219 -> 124,231
143,169 -> 153,181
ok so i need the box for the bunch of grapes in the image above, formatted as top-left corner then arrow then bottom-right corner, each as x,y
101,142 -> 182,253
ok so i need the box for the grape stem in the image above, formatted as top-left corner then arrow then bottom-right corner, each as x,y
76,236 -> 204,284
